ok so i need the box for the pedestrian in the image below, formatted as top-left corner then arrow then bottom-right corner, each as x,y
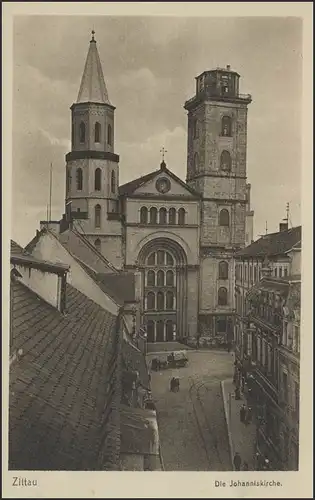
240,404 -> 246,423
233,452 -> 242,471
235,386 -> 241,400
246,406 -> 253,424
242,461 -> 249,471
263,458 -> 270,470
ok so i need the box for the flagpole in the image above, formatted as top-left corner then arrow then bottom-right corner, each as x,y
49,162 -> 53,222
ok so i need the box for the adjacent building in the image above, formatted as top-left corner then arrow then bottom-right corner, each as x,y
234,223 -> 301,470
9,237 -> 161,471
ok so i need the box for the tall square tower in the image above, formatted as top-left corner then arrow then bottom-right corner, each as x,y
184,65 -> 252,338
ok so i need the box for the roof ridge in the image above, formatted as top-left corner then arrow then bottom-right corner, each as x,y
71,229 -> 119,273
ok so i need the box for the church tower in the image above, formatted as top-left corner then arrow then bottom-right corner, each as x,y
184,66 -> 253,338
65,32 -> 123,269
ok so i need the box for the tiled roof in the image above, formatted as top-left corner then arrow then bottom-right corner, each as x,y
9,279 -> 119,470
119,163 -> 201,198
236,226 -> 302,258
122,340 -> 150,389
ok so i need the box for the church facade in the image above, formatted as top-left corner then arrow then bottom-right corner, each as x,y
63,33 -> 254,342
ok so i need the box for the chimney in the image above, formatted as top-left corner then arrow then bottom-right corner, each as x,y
279,222 -> 288,232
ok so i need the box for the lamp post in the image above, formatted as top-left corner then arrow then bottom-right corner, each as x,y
132,305 -> 137,341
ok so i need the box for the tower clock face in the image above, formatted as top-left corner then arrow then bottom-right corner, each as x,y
156,177 -> 171,194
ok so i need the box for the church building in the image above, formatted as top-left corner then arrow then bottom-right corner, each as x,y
60,32 -> 254,343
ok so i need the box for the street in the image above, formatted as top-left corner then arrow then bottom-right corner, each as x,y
148,349 -> 234,471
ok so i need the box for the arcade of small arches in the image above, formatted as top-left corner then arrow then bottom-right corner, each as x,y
78,121 -> 112,146
140,206 -> 186,225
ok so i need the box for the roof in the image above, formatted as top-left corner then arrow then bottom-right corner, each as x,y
119,162 -> 201,198
11,253 -> 69,275
122,340 -> 150,389
9,279 -> 119,470
57,228 -> 119,274
77,35 -> 111,105
97,272 -> 136,303
236,226 -> 302,258
10,240 -> 25,255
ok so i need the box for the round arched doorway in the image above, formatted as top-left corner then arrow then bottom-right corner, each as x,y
137,238 -> 187,343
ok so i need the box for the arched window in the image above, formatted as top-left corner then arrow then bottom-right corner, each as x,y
94,238 -> 101,253
169,208 -> 176,224
221,116 -> 232,136
194,152 -> 199,172
219,261 -> 229,280
147,253 -> 156,266
218,287 -> 228,306
147,320 -> 155,343
94,168 -> 101,191
94,122 -> 101,143
166,291 -> 174,310
166,320 -> 173,342
150,207 -> 157,224
107,124 -> 112,146
157,291 -> 164,311
157,250 -> 164,266
166,270 -> 174,286
79,122 -> 85,143
219,209 -> 230,226
254,266 -> 257,282
76,168 -> 83,191
159,207 -> 167,225
140,207 -> 148,224
166,252 -> 174,266
147,270 -> 155,286
95,204 -> 101,228
279,267 -> 282,278
111,171 -> 116,193
156,320 -> 164,342
157,270 -> 164,287
147,292 -> 155,310
178,208 -> 185,225
220,150 -> 232,171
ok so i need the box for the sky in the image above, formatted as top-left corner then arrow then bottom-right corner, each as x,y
11,15 -> 302,246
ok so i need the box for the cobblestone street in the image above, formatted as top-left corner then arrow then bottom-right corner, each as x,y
149,349 -> 234,471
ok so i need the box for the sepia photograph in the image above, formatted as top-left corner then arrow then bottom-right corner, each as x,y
2,2 -> 313,498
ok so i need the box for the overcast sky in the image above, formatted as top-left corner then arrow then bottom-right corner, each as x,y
12,15 -> 302,246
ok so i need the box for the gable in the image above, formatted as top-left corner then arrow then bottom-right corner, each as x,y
132,171 -> 198,199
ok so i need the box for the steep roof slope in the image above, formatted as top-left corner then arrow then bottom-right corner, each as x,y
9,279 -> 119,470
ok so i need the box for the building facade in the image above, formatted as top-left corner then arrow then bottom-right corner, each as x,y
234,224 -> 301,470
60,34 -> 253,342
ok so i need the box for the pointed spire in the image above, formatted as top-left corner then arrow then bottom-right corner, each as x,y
77,31 -> 111,105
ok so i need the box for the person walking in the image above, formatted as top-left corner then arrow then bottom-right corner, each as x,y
240,404 -> 246,423
233,452 -> 242,471
246,406 -> 253,424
